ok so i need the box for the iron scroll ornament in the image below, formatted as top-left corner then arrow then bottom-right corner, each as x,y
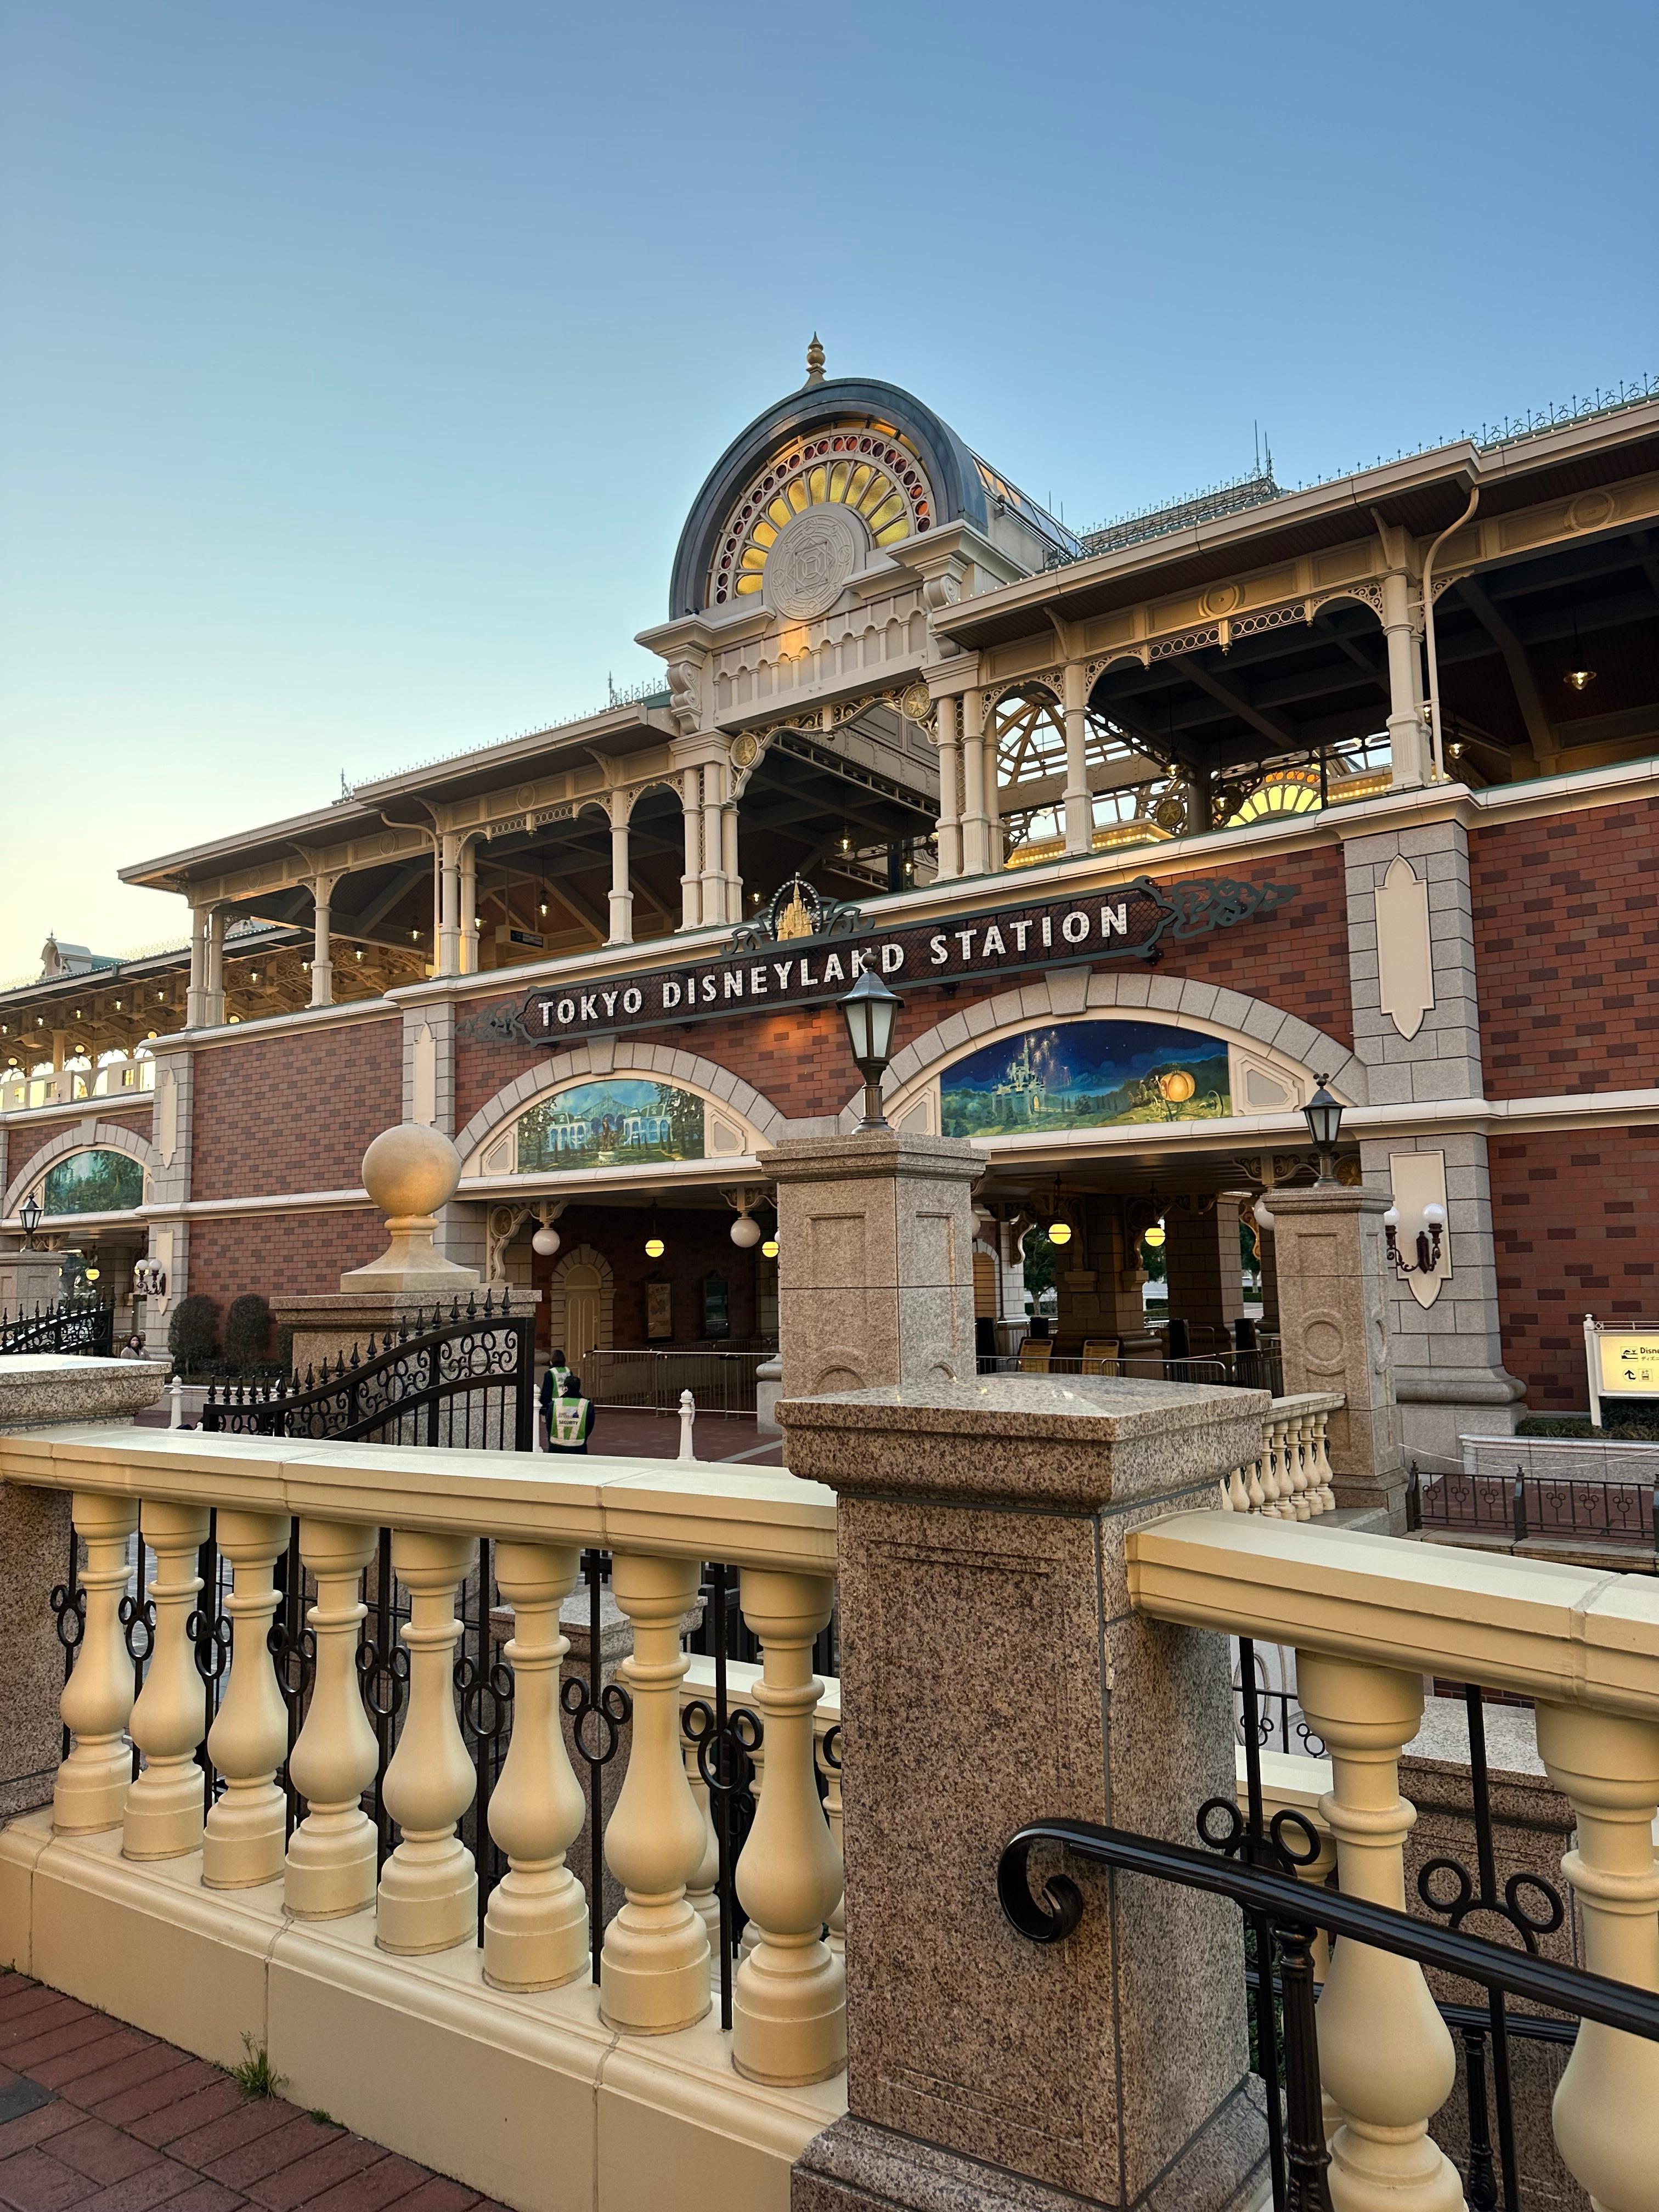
477,871 -> 1300,1051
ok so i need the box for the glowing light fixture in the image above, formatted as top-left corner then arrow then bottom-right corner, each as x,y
1143,1223 -> 1166,1250
1565,603 -> 1596,692
761,1237 -> 780,1260
1046,1218 -> 1073,1248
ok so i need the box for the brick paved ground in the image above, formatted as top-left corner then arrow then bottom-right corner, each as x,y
0,1973 -> 510,2212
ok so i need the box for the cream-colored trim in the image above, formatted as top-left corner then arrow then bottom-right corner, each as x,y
0,1424 -> 836,1575
3,1120 -> 159,1218
455,1046 -> 785,1180
1127,1510 -> 1659,1720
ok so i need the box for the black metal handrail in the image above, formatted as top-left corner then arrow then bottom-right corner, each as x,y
1412,1460 -> 1659,1552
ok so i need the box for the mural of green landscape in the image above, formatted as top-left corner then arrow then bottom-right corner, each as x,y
940,1020 -> 1231,1135
517,1080 -> 705,1170
42,1148 -> 145,1214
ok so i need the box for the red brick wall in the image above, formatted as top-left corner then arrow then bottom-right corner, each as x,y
1471,799 -> 1659,1100
1491,1126 -> 1659,1408
454,847 -> 1352,1128
184,1208 -> 387,1311
191,1020 -> 402,1199
5,1106 -> 154,1188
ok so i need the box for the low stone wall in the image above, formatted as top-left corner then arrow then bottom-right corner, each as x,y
1460,1431 -> 1659,1486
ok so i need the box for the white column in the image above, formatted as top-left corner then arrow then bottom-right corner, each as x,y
960,689 -> 988,875
1382,562 -> 1430,790
1295,1651 -> 1460,2212
285,1519 -> 380,1920
309,876 -> 336,1008
460,838 -> 478,974
1062,661 -> 1091,855
607,806 -> 634,946
202,907 -> 227,1029
700,766 -> 725,928
679,769 -> 702,930
186,907 -> 209,1028
601,1552 -> 711,2032
1535,1702 -> 1659,2212
123,1500 -> 212,1860
484,1542 -> 589,1991
983,713 -> 1003,870
54,1494 -> 141,1834
377,1530 -> 477,1955
721,792 -> 741,923
935,695 -> 962,880
732,1570 -> 844,2085
437,831 -> 462,974
202,1510 -> 291,1888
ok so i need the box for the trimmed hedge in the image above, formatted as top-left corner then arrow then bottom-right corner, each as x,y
167,1294 -> 220,1376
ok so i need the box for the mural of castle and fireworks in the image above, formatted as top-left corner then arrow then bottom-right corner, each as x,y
940,1020 -> 1231,1136
517,1080 -> 705,1169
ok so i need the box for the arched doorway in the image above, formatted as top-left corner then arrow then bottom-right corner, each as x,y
544,1245 -> 614,1370
562,1263 -> 601,1369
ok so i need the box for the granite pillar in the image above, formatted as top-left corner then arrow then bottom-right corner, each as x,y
0,1356 -> 167,1818
1269,1183 -> 1407,1526
757,1131 -> 979,1400
0,1251 -> 68,1321
781,1375 -> 1272,2212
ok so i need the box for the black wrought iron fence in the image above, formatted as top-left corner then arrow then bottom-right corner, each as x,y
1412,1462 -> 1659,1552
200,1290 -> 533,1451
1001,1643 -> 1658,2212
583,1348 -> 768,1417
0,1293 -> 116,1358
980,1348 -> 1284,1392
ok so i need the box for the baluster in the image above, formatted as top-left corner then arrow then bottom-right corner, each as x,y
1534,1703 -> 1659,2212
1283,1414 -> 1312,1521
54,1496 -> 140,1833
1223,1462 -> 1249,1513
202,1511 -> 291,1888
376,1531 -> 476,1953
1295,1652 -> 1460,2212
483,1542 -> 588,1990
1248,1442 -> 1274,1513
732,1569 -> 844,2085
601,1553 -> 710,2032
123,1502 -> 212,1859
1271,1417 -> 1299,1520
285,1519 -> 379,1919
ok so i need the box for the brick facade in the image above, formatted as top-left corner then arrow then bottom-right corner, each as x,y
1489,1125 -> 1659,1407
190,1019 -> 402,1200
183,1208 -> 387,1313
4,1105 -> 155,1188
455,848 -> 1353,1130
1471,798 -> 1659,1101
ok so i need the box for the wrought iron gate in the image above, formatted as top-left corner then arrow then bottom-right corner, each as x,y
200,1290 -> 534,1451
0,1293 -> 116,1358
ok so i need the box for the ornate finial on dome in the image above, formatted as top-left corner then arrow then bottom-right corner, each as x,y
804,332 -> 825,386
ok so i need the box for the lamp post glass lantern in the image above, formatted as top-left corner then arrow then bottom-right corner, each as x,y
840,969 -> 902,1130
18,1193 -> 41,1250
1302,1079 -> 1344,1184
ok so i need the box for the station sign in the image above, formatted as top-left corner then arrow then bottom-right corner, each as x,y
486,871 -> 1297,1049
1584,1314 -> 1659,1424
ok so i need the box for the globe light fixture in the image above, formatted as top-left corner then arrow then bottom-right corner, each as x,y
531,1224 -> 561,1257
761,1237 -> 780,1260
1384,1200 -> 1446,1279
1143,1223 -> 1166,1250
1046,1218 -> 1073,1248
731,1215 -> 761,1249
1302,1079 -> 1344,1184
840,968 -> 902,1130
645,1234 -> 666,1259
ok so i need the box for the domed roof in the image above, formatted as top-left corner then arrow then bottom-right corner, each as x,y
668,372 -> 992,619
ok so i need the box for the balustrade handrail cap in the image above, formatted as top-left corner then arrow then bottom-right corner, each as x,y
0,1422 -> 837,1571
1128,1509 -> 1659,1717
780,1376 -> 1269,1509
0,1358 -> 167,1432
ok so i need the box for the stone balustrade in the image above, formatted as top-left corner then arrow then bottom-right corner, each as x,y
0,1417 -> 845,2208
1130,1509 -> 1659,2212
1216,1390 -> 1344,1519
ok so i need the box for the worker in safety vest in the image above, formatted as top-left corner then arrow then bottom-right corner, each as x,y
538,1349 -> 571,1449
546,1370 -> 594,1455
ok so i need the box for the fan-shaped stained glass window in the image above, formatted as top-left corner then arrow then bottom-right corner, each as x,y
712,425 -> 934,605
42,1149 -> 145,1215
1225,770 -> 1323,825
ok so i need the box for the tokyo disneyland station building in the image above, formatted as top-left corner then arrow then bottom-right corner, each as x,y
8,342 -> 1659,1465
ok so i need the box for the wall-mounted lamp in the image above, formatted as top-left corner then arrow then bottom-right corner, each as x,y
1385,1203 -> 1445,1279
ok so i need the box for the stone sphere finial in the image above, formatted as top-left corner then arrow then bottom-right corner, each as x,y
361,1122 -> 462,1224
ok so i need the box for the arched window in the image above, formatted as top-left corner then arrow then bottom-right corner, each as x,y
712,426 -> 934,603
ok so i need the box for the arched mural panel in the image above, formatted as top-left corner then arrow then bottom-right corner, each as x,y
939,1020 -> 1232,1139
517,1079 -> 707,1171
42,1148 -> 146,1215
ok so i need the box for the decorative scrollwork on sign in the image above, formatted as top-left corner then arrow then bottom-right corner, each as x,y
1160,877 -> 1297,939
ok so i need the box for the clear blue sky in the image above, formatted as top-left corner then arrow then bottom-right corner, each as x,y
3,0 -> 1655,978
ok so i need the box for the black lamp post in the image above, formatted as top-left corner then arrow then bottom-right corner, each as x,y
1302,1079 -> 1344,1186
840,968 -> 902,1131
18,1193 -> 42,1251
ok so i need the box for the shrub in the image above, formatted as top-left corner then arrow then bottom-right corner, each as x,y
167,1294 -> 220,1375
1515,1412 -> 1659,1442
223,1293 -> 273,1368
1515,1415 -> 1595,1438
